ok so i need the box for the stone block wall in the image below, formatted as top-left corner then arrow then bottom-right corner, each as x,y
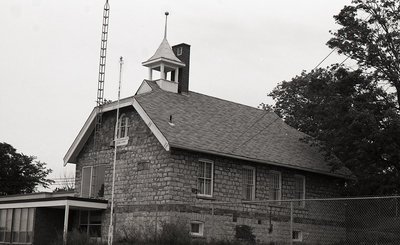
75,106 -> 172,204
74,105 -> 346,244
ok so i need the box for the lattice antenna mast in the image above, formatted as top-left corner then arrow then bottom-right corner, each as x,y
97,0 -> 110,106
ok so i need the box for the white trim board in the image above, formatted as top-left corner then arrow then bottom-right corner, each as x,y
63,97 -> 170,165
0,199 -> 108,210
132,98 -> 170,151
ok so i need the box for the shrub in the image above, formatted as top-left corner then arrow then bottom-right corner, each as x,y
158,220 -> 191,245
234,225 -> 256,244
52,229 -> 106,245
116,219 -> 190,245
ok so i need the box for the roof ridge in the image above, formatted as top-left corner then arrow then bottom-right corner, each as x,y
189,90 -> 274,113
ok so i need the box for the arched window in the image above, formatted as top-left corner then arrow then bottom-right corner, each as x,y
117,114 -> 129,138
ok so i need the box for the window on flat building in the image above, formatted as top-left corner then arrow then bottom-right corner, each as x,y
117,114 -> 129,139
0,209 -> 13,243
0,208 -> 34,244
197,159 -> 213,197
190,221 -> 204,237
294,175 -> 306,207
81,165 -> 106,198
242,166 -> 255,200
270,171 -> 282,201
79,210 -> 102,238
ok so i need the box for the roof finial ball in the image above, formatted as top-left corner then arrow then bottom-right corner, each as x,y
164,11 -> 169,39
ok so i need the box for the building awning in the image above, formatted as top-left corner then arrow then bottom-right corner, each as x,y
0,192 -> 108,210
0,192 -> 108,245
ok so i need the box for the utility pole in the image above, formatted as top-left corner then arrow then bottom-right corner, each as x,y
108,56 -> 124,245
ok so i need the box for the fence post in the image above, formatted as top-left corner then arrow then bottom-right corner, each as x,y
155,203 -> 158,245
290,201 -> 293,245
211,203 -> 215,239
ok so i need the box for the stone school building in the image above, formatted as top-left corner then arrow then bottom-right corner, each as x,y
0,21 -> 351,245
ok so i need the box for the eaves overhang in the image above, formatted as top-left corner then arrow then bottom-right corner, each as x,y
0,196 -> 108,210
169,143 -> 354,180
142,57 -> 186,68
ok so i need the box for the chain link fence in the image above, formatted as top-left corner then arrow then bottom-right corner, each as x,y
114,196 -> 400,244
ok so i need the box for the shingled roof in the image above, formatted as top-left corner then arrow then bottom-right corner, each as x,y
135,81 -> 352,178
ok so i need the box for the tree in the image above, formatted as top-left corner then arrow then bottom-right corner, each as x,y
269,66 -> 400,195
0,142 -> 54,195
327,0 -> 400,107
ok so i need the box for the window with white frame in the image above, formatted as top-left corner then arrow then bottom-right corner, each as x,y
197,160 -> 213,197
0,208 -> 34,244
242,166 -> 255,200
190,221 -> 204,237
294,175 -> 306,207
117,114 -> 129,139
79,210 -> 102,238
270,171 -> 282,201
81,165 -> 106,198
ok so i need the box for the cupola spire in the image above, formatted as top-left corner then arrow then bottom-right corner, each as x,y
142,12 -> 185,93
164,12 -> 169,39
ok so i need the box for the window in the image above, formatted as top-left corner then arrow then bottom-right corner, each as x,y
270,171 -> 281,201
0,208 -> 34,244
294,175 -> 306,207
0,209 -> 12,243
177,47 -> 183,56
197,159 -> 213,197
292,230 -> 303,242
79,211 -> 102,238
242,166 -> 255,200
190,221 -> 204,237
117,114 -> 129,139
81,165 -> 106,198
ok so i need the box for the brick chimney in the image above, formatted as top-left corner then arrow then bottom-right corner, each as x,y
172,43 -> 190,93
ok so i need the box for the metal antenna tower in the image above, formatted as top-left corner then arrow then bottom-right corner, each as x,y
93,0 -> 110,160
97,0 -> 110,107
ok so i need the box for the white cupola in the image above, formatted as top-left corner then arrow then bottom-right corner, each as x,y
142,12 -> 185,93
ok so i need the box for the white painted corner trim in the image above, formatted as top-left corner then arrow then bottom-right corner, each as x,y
132,98 -> 170,151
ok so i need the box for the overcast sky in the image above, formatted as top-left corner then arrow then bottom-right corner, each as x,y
0,0 -> 352,189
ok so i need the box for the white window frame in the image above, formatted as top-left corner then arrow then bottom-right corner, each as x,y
292,230 -> 303,242
190,221 -> 204,237
117,114 -> 129,139
81,165 -> 106,198
270,171 -> 282,201
197,159 -> 214,197
294,175 -> 306,207
242,166 -> 256,201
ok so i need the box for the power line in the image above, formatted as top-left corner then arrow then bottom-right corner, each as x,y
313,48 -> 337,70
313,13 -> 372,71
221,111 -> 270,152
230,117 -> 281,152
